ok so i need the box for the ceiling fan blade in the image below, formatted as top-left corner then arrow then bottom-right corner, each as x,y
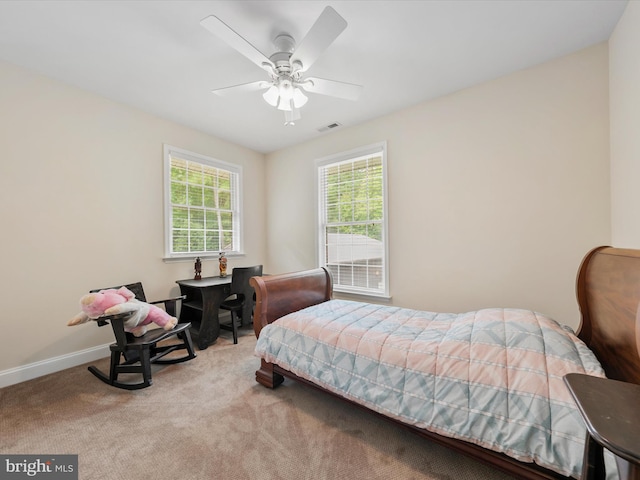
299,77 -> 363,101
212,80 -> 271,97
201,15 -> 274,71
290,7 -> 347,73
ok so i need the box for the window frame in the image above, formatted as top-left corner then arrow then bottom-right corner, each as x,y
316,142 -> 389,298
163,144 -> 243,260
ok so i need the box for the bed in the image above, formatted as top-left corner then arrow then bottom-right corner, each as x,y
250,246 -> 640,480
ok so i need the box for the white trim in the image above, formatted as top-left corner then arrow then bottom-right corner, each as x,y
163,144 -> 241,173
315,141 -> 390,298
163,144 -> 243,258
0,344 -> 110,388
315,142 -> 387,168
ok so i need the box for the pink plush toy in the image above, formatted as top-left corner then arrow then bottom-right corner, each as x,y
68,286 -> 177,337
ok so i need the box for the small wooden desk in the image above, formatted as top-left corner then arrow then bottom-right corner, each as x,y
564,373 -> 640,480
176,276 -> 231,350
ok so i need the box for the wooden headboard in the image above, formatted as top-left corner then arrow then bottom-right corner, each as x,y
576,246 -> 640,384
250,268 -> 332,338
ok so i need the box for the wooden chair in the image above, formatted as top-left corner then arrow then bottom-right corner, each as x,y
219,266 -> 263,343
87,282 -> 196,390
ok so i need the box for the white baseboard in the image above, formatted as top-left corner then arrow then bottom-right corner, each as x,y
0,344 -> 110,389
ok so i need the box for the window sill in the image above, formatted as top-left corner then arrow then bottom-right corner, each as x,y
333,289 -> 392,303
162,252 -> 245,263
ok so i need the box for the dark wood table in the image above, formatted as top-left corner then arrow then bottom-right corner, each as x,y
176,276 -> 231,350
564,373 -> 640,480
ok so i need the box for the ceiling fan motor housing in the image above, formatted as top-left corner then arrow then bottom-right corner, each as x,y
270,34 -> 299,75
273,33 -> 295,53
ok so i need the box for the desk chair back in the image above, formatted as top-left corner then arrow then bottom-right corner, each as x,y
220,265 -> 263,343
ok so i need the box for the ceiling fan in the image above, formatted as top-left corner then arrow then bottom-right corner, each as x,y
200,6 -> 363,126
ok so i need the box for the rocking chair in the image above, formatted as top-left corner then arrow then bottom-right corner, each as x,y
87,282 -> 196,390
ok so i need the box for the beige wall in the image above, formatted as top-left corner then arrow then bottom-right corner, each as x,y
610,1 -> 640,247
265,44 -> 611,330
0,40 -> 615,385
0,60 -> 266,382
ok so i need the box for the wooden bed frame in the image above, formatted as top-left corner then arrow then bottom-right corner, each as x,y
249,246 -> 640,480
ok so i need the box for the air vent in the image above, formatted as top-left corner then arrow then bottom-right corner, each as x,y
317,122 -> 342,132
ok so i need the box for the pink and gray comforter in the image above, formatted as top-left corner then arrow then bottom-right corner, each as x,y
254,299 -> 609,478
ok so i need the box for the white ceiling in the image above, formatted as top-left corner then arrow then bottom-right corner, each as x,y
0,0 -> 628,154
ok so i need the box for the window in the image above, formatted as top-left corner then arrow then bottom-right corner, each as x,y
317,142 -> 389,297
164,145 -> 242,259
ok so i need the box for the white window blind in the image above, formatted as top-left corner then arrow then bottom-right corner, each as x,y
164,145 -> 242,258
317,143 -> 388,297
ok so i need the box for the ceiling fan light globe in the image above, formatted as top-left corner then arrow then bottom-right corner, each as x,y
278,81 -> 294,102
292,88 -> 308,108
277,97 -> 293,112
262,86 -> 279,107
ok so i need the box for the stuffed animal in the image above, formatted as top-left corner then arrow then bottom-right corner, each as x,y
68,286 -> 178,337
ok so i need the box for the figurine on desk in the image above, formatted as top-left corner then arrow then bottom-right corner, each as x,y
194,257 -> 202,280
219,252 -> 227,277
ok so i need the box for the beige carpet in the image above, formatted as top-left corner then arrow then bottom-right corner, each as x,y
0,327 -> 515,480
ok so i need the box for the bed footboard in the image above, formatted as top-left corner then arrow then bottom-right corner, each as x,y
250,268 -> 332,388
